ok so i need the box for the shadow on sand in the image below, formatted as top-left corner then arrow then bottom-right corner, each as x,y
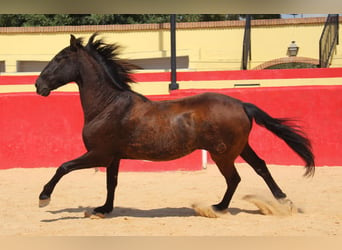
41,205 -> 261,222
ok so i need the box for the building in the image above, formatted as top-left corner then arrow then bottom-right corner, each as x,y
0,16 -> 341,74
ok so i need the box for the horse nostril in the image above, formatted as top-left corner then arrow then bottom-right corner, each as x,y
35,80 -> 51,96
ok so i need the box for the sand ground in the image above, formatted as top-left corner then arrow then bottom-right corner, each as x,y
0,163 -> 341,236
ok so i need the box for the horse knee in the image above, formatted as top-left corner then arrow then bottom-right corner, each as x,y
56,163 -> 71,175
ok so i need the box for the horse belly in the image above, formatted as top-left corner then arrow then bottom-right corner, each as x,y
122,117 -> 198,161
123,133 -> 197,161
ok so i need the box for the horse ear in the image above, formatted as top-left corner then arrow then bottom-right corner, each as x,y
70,34 -> 79,50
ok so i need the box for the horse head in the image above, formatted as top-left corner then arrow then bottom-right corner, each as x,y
35,34 -> 82,96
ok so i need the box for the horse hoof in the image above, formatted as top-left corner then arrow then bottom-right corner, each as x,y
39,198 -> 51,208
278,198 -> 298,214
243,194 -> 298,216
192,203 -> 227,218
84,210 -> 106,219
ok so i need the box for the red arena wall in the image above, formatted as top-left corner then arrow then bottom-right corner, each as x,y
0,68 -> 341,170
0,92 -> 203,171
169,86 -> 342,167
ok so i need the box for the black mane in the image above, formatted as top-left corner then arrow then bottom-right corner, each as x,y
84,33 -> 137,91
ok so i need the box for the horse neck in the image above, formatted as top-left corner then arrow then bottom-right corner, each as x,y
76,51 -> 125,122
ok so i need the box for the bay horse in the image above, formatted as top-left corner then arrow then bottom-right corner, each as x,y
35,33 -> 315,217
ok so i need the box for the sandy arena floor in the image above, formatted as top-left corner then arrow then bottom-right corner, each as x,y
0,163 -> 341,236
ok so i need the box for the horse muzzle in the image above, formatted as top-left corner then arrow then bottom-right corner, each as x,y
35,80 -> 51,97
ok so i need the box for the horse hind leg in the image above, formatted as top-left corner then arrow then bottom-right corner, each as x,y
212,160 -> 241,212
240,144 -> 298,215
193,154 -> 240,218
194,151 -> 242,216
240,143 -> 286,200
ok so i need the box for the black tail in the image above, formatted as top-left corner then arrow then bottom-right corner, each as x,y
243,102 -> 315,177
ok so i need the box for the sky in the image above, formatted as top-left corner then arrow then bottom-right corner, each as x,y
280,14 -> 329,18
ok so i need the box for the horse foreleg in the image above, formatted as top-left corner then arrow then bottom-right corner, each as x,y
39,152 -> 107,207
92,158 -> 120,215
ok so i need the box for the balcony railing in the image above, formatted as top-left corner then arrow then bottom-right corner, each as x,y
241,15 -> 251,70
319,14 -> 339,68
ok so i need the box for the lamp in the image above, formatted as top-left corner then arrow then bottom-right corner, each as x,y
287,41 -> 299,57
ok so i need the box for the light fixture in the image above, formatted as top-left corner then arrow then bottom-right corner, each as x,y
287,41 -> 299,57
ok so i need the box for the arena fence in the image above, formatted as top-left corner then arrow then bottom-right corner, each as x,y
1,68 -> 341,170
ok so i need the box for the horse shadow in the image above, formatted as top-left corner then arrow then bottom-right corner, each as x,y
41,205 -> 261,222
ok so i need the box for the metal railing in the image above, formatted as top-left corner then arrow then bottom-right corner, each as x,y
241,15 -> 251,70
319,14 -> 339,68
169,14 -> 179,90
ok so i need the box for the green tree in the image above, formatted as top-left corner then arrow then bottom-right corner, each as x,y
0,14 -> 281,27
0,14 -> 27,26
